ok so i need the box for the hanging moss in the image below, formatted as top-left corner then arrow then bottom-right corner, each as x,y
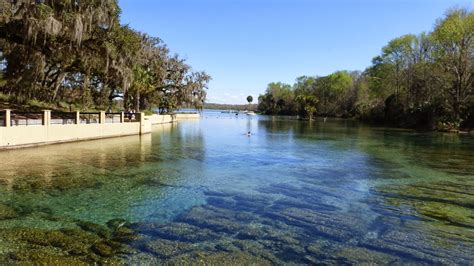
0,0 -> 210,111
72,13 -> 83,46
44,16 -> 62,36
36,3 -> 53,20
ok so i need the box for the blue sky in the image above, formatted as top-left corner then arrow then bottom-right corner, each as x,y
119,0 -> 472,104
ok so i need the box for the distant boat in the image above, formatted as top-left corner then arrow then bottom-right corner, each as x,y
247,111 -> 257,116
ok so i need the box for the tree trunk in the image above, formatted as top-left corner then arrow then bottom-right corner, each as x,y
123,90 -> 129,111
135,90 -> 140,112
82,70 -> 90,106
51,72 -> 66,102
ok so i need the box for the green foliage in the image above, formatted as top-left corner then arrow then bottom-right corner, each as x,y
259,71 -> 356,118
0,0 -> 210,113
315,71 -> 353,115
36,3 -> 54,19
247,95 -> 253,104
142,109 -> 155,116
431,8 -> 474,121
204,103 -> 258,111
258,82 -> 294,115
258,7 -> 474,131
0,92 -> 11,102
295,94 -> 319,120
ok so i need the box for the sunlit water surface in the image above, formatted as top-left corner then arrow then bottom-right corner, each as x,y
0,111 -> 473,264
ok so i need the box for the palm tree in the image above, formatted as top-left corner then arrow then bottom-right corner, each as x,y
246,95 -> 253,111
295,95 -> 319,121
247,95 -> 253,104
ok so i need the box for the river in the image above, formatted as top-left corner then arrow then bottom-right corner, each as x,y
0,111 -> 472,264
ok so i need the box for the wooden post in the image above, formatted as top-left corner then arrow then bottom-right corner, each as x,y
100,111 -> 106,124
75,111 -> 80,124
139,112 -> 145,135
4,109 -> 11,127
43,110 -> 51,126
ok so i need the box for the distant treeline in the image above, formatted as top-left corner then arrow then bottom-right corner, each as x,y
0,0 -> 210,113
204,103 -> 258,111
258,8 -> 473,131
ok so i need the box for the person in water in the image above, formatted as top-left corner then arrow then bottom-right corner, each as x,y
247,131 -> 252,136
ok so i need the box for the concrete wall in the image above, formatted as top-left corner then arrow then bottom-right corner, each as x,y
175,113 -> 201,120
0,122 -> 145,149
0,110 -> 153,149
0,111 -> 200,150
145,113 -> 200,125
145,114 -> 173,125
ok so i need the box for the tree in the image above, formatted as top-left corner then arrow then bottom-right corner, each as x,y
255,7 -> 473,131
380,34 -> 417,97
295,95 -> 319,121
0,0 -> 211,113
432,8 -> 474,123
247,95 -> 253,104
316,71 -> 353,115
258,82 -> 294,115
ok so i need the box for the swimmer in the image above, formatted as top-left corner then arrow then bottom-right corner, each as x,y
247,131 -> 252,136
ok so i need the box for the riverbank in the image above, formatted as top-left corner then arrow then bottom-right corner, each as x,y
0,111 -> 200,150
145,113 -> 200,125
290,114 -> 474,135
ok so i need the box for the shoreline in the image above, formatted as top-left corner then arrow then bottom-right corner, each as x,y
259,114 -> 474,135
0,113 -> 200,151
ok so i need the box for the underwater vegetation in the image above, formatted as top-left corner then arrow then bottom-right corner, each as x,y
0,116 -> 472,264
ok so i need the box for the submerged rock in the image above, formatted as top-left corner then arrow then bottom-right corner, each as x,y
112,226 -> 145,243
335,246 -> 399,264
132,222 -> 219,243
107,218 -> 131,230
232,240 -> 281,264
215,240 -> 241,252
144,239 -> 193,258
125,253 -> 162,265
154,222 -> 220,242
359,228 -> 471,264
4,228 -> 91,256
2,227 -> 98,264
8,248 -> 90,264
91,241 -> 115,257
0,220 -> 141,264
76,220 -> 111,239
177,205 -> 244,234
235,226 -> 265,240
265,207 -> 361,241
0,203 -> 18,220
168,251 -> 271,265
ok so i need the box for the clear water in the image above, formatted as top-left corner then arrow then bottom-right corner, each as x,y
0,111 -> 473,264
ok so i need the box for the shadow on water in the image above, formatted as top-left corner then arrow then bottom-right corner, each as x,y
0,114 -> 472,264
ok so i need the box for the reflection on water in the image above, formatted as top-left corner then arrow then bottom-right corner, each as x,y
1,133 -> 153,182
0,113 -> 472,264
